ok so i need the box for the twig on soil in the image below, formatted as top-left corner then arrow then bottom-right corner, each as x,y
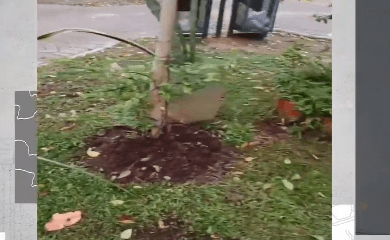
37,156 -> 133,195
37,28 -> 155,56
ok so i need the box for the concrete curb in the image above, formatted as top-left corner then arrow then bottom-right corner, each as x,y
272,29 -> 332,40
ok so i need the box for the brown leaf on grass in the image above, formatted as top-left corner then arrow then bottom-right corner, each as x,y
45,211 -> 82,232
211,234 -> 221,239
119,215 -> 136,224
120,229 -> 133,239
60,123 -> 76,131
241,141 -> 261,150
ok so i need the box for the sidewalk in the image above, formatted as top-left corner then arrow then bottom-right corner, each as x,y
38,0 -> 332,66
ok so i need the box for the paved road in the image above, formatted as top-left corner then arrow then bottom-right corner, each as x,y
38,0 -> 331,66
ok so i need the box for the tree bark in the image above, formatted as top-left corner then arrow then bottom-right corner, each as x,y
150,0 -> 178,137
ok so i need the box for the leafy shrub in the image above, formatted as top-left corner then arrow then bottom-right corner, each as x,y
275,44 -> 332,117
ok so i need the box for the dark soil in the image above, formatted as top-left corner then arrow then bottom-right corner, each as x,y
83,124 -> 240,184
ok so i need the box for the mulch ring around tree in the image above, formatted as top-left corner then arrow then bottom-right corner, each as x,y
83,124 -> 242,184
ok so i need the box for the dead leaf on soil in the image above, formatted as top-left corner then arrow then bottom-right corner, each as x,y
86,148 -> 100,158
158,220 -> 168,229
245,157 -> 254,162
45,210 -> 82,232
152,165 -> 161,172
118,170 -> 132,179
140,156 -> 151,162
241,141 -> 261,150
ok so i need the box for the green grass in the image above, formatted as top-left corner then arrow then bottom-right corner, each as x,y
37,44 -> 331,240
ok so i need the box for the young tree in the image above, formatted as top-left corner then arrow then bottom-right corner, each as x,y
149,0 -> 179,137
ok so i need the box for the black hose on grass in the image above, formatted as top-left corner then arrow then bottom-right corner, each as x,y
38,28 -> 155,56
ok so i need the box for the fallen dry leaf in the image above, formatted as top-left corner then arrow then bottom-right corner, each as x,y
60,123 -> 76,131
86,148 -> 100,158
110,62 -> 122,72
118,170 -> 131,179
211,234 -> 221,239
158,220 -> 168,229
152,165 -> 161,172
241,141 -> 261,150
45,211 -> 82,232
291,174 -> 301,180
282,179 -> 294,190
317,192 -> 327,198
69,110 -> 77,117
245,157 -> 254,162
120,229 -> 133,239
119,215 -> 136,224
263,183 -> 272,190
110,200 -> 124,206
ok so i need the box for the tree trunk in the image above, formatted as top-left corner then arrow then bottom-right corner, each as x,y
150,0 -> 178,137
189,0 -> 200,62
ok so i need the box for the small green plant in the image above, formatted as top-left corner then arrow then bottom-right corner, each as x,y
223,122 -> 255,145
276,44 -> 332,118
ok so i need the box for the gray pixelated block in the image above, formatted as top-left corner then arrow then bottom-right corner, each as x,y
15,91 -> 37,119
15,141 -> 37,185
15,170 -> 37,204
15,91 -> 37,155
15,91 -> 38,204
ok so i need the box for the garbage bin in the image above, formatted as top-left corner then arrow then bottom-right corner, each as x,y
228,0 -> 280,39
177,0 -> 213,38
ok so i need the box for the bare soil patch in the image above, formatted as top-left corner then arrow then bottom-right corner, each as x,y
83,125 -> 241,184
203,33 -> 332,59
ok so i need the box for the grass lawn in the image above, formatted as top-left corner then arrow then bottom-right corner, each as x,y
37,37 -> 331,240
